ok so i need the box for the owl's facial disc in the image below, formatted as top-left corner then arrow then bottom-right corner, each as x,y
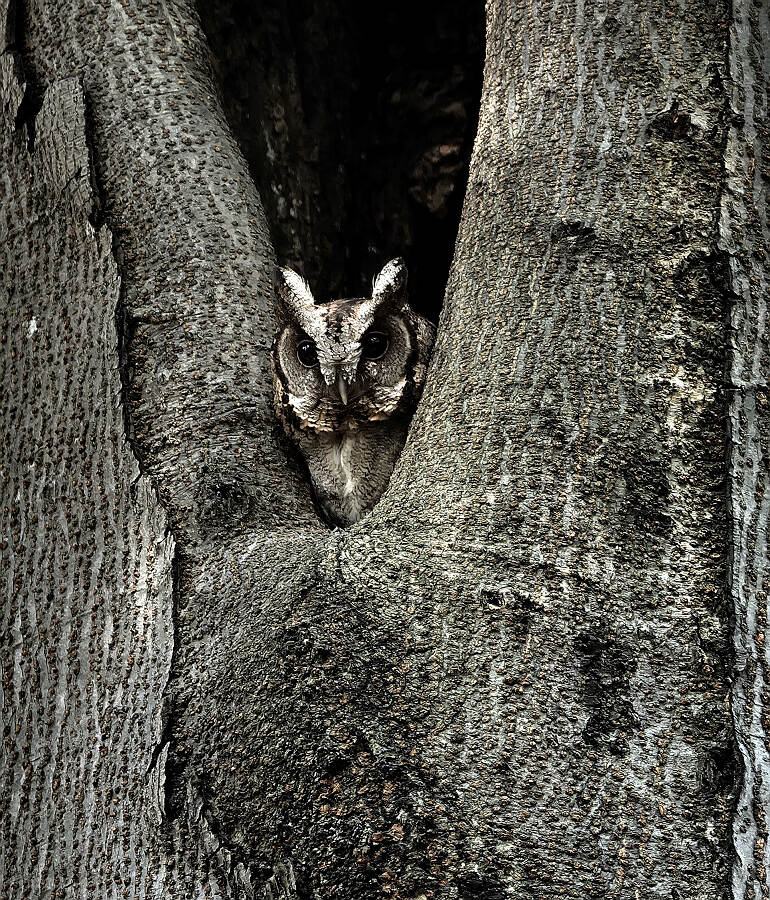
272,266 -> 420,433
318,322 -> 393,405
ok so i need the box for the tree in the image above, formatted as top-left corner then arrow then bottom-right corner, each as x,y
1,0 -> 767,897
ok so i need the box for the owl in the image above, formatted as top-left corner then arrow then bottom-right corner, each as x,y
271,258 -> 435,526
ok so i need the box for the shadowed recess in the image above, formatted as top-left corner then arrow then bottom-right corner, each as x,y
197,0 -> 484,321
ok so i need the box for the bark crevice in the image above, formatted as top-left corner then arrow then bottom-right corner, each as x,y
7,0 -> 42,151
197,0 -> 484,321
722,0 -> 770,894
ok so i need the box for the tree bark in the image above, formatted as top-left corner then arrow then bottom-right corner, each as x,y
1,1 -> 768,899
0,69 -> 177,896
724,3 -> 770,897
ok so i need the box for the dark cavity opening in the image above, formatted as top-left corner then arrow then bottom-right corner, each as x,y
197,0 -> 485,322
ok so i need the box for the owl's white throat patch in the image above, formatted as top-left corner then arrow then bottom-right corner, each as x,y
331,433 -> 357,498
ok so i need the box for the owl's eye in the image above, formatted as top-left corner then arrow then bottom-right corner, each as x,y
296,339 -> 318,367
361,330 -> 389,361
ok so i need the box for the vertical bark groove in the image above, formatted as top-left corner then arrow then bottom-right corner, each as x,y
724,1 -> 770,897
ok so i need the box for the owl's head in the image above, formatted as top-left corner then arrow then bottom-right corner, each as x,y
272,258 -> 434,433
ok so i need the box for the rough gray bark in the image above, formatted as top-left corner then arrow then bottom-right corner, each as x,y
0,69 -> 178,895
0,1 -> 768,900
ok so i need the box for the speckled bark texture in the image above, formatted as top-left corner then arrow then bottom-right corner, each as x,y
1,0 -> 768,899
17,0 -> 315,542
0,64 -> 178,896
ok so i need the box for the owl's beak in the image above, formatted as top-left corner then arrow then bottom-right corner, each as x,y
336,371 -> 349,405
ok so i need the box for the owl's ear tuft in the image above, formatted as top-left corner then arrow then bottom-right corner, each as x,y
372,257 -> 407,310
274,265 -> 315,321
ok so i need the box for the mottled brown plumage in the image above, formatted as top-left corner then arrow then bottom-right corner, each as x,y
271,258 -> 435,526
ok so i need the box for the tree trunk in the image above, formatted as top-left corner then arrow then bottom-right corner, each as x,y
1,1 -> 767,899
